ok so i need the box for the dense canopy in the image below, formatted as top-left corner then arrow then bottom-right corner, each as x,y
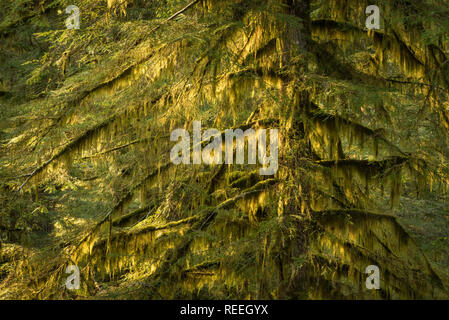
0,0 -> 448,299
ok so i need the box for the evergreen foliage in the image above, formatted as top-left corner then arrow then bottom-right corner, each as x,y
0,0 -> 448,299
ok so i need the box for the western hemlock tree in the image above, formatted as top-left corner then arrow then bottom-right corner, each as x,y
0,0 -> 448,299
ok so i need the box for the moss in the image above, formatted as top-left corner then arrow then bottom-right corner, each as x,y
309,209 -> 446,299
2,0 -> 449,300
228,170 -> 260,189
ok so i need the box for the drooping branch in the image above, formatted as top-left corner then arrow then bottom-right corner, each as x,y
141,178 -> 278,298
308,105 -> 407,156
316,156 -> 409,172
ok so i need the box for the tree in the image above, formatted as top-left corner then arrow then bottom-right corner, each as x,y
0,0 -> 448,299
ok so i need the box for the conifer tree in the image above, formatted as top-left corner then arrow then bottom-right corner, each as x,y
0,0 -> 448,299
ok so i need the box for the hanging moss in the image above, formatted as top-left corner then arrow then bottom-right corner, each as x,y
2,0 -> 449,300
309,209 -> 446,299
